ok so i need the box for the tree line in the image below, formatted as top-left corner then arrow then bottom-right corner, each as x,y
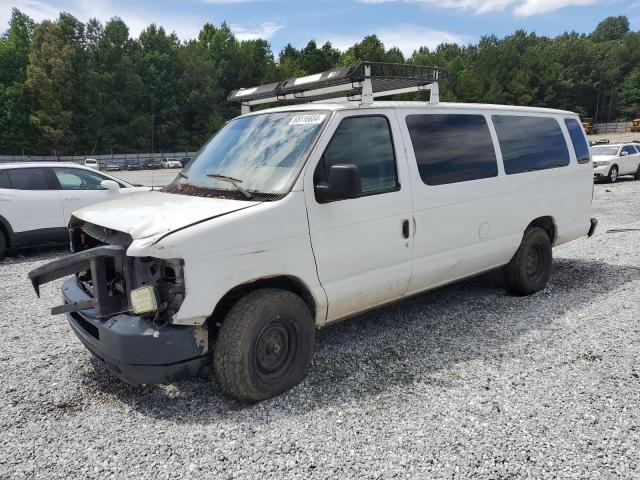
0,9 -> 638,155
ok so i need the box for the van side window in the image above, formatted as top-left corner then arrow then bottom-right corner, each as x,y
6,168 -> 51,190
564,118 -> 590,164
493,116 -> 570,174
405,114 -> 498,185
315,116 -> 398,195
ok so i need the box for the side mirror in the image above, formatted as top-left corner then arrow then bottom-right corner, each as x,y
620,151 -> 628,157
315,164 -> 362,202
101,180 -> 120,191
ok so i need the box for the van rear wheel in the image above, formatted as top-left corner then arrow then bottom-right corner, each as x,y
213,288 -> 315,402
503,227 -> 552,295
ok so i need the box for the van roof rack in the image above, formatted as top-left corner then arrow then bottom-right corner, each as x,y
228,62 -> 448,113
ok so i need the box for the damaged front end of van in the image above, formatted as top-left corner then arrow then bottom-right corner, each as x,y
28,218 -> 208,384
27,190 -> 261,385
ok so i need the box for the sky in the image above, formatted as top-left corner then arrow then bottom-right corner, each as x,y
1,0 -> 638,56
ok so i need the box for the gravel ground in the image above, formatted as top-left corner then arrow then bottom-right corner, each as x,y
1,179 -> 639,479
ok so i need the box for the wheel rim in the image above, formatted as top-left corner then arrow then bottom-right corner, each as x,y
254,316 -> 298,385
525,244 -> 543,278
610,168 -> 617,182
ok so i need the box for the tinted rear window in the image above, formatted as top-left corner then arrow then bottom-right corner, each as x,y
6,168 -> 51,190
493,116 -> 570,175
564,118 -> 590,164
406,114 -> 498,185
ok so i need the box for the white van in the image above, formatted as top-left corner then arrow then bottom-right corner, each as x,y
29,63 -> 596,401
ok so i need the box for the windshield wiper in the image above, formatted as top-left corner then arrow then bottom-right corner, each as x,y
206,173 -> 252,199
179,172 -> 189,179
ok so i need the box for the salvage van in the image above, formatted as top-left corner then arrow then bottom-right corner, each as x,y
30,63 -> 597,401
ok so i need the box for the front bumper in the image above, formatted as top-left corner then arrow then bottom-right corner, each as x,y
62,276 -> 208,384
593,164 -> 610,178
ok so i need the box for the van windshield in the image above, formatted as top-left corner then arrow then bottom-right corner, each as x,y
169,111 -> 329,198
590,146 -> 619,156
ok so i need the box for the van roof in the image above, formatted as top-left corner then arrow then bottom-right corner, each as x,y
244,101 -> 577,117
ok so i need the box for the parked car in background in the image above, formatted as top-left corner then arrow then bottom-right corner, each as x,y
592,143 -> 640,182
161,158 -> 182,169
105,160 -> 120,171
143,158 -> 162,169
180,157 -> 191,168
84,158 -> 99,170
124,159 -> 143,170
631,119 -> 640,133
0,163 -> 148,258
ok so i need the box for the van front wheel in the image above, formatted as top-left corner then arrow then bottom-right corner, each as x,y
213,288 -> 315,402
503,227 -> 552,295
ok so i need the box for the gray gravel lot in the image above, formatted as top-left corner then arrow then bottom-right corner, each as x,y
1,179 -> 639,479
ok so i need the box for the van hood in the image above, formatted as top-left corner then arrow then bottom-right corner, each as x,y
73,191 -> 260,240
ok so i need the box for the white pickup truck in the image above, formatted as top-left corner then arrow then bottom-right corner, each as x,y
29,63 -> 596,401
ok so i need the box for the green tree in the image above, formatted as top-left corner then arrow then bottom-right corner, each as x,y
591,16 -> 630,43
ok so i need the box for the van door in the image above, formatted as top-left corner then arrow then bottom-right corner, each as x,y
304,111 -> 413,322
397,111 -> 510,293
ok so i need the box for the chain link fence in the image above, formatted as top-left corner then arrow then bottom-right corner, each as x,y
0,152 -> 196,168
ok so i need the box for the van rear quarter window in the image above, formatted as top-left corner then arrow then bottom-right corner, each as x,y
564,118 -> 590,164
405,114 -> 498,186
492,115 -> 570,175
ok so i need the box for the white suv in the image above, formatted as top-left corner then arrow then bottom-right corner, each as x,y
592,143 -> 640,182
0,163 -> 148,258
29,63 -> 596,401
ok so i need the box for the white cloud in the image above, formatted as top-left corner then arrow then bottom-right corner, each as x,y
0,0 -> 281,41
357,0 -> 599,15
377,24 -> 471,55
231,21 -> 284,40
318,23 -> 471,56
1,0 -> 207,38
513,0 -> 596,16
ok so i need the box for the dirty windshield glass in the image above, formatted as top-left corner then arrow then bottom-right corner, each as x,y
590,146 -> 619,156
172,111 -> 329,197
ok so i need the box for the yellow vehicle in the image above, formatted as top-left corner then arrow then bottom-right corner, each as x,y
582,118 -> 598,135
631,119 -> 640,133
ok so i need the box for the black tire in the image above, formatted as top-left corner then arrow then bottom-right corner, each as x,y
634,164 -> 640,181
0,231 -> 6,260
213,288 -> 315,402
607,165 -> 618,183
503,227 -> 552,295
